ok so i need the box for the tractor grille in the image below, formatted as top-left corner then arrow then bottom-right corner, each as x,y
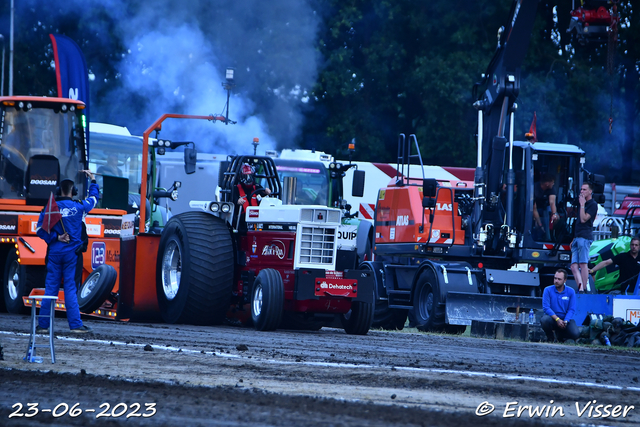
298,226 -> 336,265
301,208 -> 341,224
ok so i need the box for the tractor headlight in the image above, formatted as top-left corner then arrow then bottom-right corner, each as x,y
170,190 -> 179,201
210,202 -> 220,213
221,203 -> 231,213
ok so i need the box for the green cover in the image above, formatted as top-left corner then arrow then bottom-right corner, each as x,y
589,235 -> 632,292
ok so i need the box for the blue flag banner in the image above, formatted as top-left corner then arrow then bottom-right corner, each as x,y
50,34 -> 90,143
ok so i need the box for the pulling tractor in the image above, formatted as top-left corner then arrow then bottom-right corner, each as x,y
72,114 -> 375,333
163,151 -> 375,333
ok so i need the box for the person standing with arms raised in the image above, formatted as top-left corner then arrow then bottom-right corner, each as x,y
35,170 -> 99,333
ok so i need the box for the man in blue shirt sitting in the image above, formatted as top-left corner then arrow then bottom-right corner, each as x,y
541,268 -> 580,343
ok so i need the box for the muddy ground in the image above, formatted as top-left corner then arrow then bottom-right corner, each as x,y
0,313 -> 639,426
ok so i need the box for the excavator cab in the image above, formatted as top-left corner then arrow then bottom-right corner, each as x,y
512,142 -> 585,250
531,151 -> 577,243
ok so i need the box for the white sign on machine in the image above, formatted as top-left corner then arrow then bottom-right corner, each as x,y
337,224 -> 358,249
613,298 -> 640,325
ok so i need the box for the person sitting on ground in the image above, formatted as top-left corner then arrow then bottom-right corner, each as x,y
589,237 -> 640,294
236,164 -> 271,213
541,268 -> 580,343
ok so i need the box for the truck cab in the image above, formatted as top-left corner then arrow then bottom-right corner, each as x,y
0,97 -> 87,203
0,97 -> 91,313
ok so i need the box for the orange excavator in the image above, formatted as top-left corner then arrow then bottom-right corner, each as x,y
366,0 -> 613,332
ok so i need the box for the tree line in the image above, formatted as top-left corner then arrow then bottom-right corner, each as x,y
0,0 -> 637,183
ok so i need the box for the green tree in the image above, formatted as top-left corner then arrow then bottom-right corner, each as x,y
304,0 -> 638,184
1,0 -> 636,181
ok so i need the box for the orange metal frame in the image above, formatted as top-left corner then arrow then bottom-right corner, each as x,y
24,113 -> 228,321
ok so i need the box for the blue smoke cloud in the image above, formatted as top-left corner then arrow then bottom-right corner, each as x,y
13,0 -> 322,155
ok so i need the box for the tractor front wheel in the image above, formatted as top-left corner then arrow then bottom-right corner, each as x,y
251,269 -> 284,331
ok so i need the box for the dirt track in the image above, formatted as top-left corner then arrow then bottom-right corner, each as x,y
1,313 -> 639,426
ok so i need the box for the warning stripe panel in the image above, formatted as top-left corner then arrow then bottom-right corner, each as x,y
359,203 -> 375,220
373,163 -> 401,178
543,244 -> 571,250
429,237 -> 453,244
442,166 -> 475,181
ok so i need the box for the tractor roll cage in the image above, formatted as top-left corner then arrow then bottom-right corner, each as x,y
218,155 -> 283,204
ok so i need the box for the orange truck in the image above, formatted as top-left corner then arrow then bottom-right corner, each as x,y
0,96 -> 126,315
12,109 -> 221,321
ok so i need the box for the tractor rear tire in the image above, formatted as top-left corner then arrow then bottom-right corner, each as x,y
341,300 -> 374,335
77,264 -> 117,313
251,269 -> 284,331
413,274 -> 445,332
3,251 -> 46,314
156,212 -> 234,325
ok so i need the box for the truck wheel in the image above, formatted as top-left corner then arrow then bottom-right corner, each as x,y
251,269 -> 284,331
3,251 -> 45,314
413,275 -> 445,332
341,301 -> 374,335
77,265 -> 117,313
364,263 -> 407,330
373,304 -> 408,330
156,212 -> 234,325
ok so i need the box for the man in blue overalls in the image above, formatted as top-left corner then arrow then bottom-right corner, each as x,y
35,170 -> 99,333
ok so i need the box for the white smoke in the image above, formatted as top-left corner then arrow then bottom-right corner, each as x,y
25,0 -> 322,154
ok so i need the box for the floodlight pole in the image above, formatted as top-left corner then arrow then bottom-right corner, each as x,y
222,67 -> 235,124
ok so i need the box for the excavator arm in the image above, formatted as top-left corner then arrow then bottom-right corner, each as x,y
473,0 -> 540,217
